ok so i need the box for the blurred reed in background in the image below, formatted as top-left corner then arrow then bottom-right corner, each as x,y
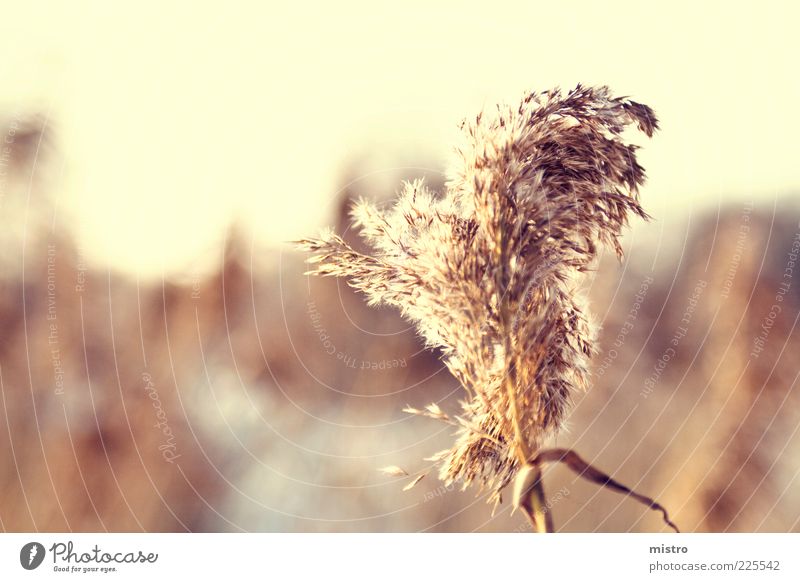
0,113 -> 798,532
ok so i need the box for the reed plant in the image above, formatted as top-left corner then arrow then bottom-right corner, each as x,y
299,85 -> 677,532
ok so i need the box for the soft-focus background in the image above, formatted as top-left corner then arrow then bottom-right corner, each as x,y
1,1 -> 799,532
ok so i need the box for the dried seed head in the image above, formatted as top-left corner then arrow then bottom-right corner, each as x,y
379,466 -> 409,478
298,84 -> 657,504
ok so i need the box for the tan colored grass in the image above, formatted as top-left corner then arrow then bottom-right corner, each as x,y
299,85 -> 675,531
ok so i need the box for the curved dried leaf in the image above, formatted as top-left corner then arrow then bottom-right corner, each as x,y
533,448 -> 679,533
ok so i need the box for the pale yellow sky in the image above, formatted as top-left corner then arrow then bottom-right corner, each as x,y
1,1 -> 798,276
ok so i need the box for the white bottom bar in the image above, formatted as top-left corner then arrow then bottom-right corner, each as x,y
1,533 -> 797,581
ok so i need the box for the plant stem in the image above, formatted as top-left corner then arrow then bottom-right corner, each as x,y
528,466 -> 553,533
514,461 -> 553,533
495,214 -> 552,533
504,369 -> 530,462
501,333 -> 552,532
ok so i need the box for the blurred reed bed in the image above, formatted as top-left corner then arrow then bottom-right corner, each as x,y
0,112 -> 798,532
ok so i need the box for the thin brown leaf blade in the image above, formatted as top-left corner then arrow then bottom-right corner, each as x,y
533,448 -> 680,533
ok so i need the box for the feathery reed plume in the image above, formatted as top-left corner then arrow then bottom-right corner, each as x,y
299,85 -> 665,528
